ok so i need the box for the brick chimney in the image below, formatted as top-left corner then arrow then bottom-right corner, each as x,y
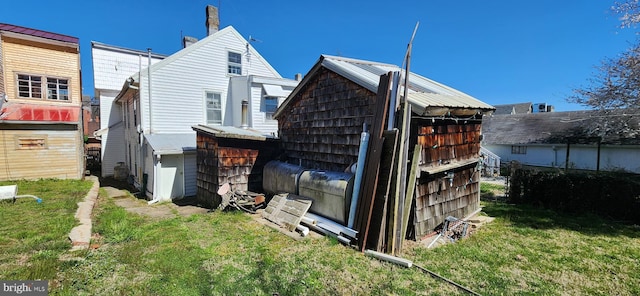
206,5 -> 219,36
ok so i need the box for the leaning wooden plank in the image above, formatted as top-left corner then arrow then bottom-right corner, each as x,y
262,193 -> 313,232
369,129 -> 399,252
355,72 -> 392,251
400,144 -> 422,247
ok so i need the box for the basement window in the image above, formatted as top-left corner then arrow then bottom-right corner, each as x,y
511,145 -> 527,155
228,51 -> 242,75
15,135 -> 48,150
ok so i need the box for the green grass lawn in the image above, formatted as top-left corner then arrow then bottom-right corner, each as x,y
2,179 -> 639,295
0,179 -> 93,280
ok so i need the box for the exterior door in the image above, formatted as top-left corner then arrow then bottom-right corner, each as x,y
159,154 -> 184,200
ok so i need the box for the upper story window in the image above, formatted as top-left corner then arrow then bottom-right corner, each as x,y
205,91 -> 222,125
17,73 -> 70,101
228,51 -> 242,75
46,78 -> 69,101
17,74 -> 42,99
264,96 -> 278,120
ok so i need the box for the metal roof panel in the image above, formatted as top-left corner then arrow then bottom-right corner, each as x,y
145,133 -> 196,155
0,23 -> 78,44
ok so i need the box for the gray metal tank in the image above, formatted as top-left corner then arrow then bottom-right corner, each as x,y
298,170 -> 354,224
262,161 -> 305,195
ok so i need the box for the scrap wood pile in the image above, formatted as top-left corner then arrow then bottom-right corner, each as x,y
261,193 -> 358,243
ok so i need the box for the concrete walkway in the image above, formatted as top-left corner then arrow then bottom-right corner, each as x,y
68,176 -> 99,251
68,176 -> 209,251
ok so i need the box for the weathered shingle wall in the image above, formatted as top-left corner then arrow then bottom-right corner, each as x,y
278,68 -> 376,171
196,133 -> 280,208
417,121 -> 482,166
414,166 -> 480,236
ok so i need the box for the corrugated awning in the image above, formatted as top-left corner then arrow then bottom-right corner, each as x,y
145,133 -> 196,155
263,84 -> 291,97
191,124 -> 271,141
0,103 -> 80,123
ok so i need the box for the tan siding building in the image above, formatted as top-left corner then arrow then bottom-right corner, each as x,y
0,23 -> 84,180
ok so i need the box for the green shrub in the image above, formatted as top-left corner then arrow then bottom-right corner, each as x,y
509,169 -> 640,223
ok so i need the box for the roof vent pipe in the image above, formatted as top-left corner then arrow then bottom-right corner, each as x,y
206,5 -> 219,36
241,100 -> 248,129
295,73 -> 302,81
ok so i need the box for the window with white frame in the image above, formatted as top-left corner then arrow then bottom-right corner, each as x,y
17,74 -> 42,99
17,73 -> 70,101
46,77 -> 69,101
264,96 -> 278,120
205,91 -> 222,125
228,51 -> 242,75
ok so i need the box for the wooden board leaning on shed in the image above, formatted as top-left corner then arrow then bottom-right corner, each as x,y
354,72 -> 392,251
262,193 -> 313,232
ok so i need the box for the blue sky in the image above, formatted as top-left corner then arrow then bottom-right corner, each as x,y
1,0 -> 637,111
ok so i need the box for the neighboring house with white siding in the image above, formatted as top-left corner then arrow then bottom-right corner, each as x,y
482,109 -> 640,173
91,42 -> 166,177
110,7 -> 298,202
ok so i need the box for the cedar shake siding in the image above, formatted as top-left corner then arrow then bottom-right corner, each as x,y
277,68 -> 376,172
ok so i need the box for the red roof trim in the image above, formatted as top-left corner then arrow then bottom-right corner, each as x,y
0,23 -> 78,44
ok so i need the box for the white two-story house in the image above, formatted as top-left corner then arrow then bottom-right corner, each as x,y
111,6 -> 298,201
92,42 -> 167,178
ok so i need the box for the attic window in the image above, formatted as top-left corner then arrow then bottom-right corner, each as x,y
228,51 -> 242,75
511,145 -> 527,155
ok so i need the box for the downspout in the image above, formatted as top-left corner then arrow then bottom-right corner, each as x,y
147,48 -> 153,134
138,54 -> 146,197
148,154 -> 159,204
146,49 -> 160,204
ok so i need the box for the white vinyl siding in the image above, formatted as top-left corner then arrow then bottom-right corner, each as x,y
144,27 -> 279,134
91,45 -> 164,91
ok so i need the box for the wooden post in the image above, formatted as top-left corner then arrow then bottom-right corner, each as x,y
401,144 -> 422,243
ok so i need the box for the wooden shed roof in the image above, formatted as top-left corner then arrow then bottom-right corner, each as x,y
273,55 -> 494,119
482,109 -> 640,145
192,124 -> 274,141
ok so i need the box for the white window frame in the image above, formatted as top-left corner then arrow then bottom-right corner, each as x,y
16,73 -> 71,102
46,77 -> 70,101
17,74 -> 42,99
205,91 -> 222,125
227,51 -> 242,75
